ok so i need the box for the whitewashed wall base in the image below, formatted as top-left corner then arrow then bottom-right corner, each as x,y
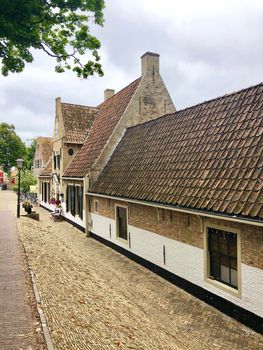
90,213 -> 263,318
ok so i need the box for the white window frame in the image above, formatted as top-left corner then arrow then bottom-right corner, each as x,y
204,222 -> 242,298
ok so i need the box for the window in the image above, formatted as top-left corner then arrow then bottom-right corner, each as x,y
66,185 -> 83,219
66,186 -> 70,212
70,185 -> 76,216
208,227 -> 238,289
116,206 -> 128,240
34,159 -> 42,169
41,181 -> 50,203
94,200 -> 99,213
53,153 -> 60,170
79,187 -> 83,219
68,148 -> 74,156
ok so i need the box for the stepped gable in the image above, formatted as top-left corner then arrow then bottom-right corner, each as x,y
63,77 -> 141,177
61,103 -> 98,144
90,82 -> 263,219
39,157 -> 52,177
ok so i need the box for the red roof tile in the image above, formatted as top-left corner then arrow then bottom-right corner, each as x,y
37,137 -> 52,164
90,83 -> 263,219
61,103 -> 97,143
63,78 -> 141,177
39,157 -> 52,177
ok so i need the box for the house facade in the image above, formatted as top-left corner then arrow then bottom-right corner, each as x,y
33,137 -> 52,177
39,100 -> 97,220
61,52 -> 175,230
88,83 -> 263,333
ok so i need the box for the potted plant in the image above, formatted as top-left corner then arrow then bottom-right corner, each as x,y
22,200 -> 33,214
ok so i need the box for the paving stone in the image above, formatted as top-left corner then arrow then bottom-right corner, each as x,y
14,194 -> 263,350
0,191 -> 46,350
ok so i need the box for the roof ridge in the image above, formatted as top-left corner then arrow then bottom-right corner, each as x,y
61,102 -> 97,109
96,77 -> 141,107
178,81 -> 262,113
126,81 -> 263,132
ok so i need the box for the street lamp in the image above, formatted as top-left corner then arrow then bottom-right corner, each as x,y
16,158 -> 24,218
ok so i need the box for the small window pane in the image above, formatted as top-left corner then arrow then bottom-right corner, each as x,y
210,252 -> 220,279
219,233 -> 228,255
208,228 -> 218,252
230,269 -> 238,287
221,255 -> 230,268
229,234 -> 237,258
221,265 -> 230,284
230,257 -> 237,270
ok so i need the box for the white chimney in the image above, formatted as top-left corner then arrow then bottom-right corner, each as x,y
141,52 -> 160,76
104,89 -> 115,100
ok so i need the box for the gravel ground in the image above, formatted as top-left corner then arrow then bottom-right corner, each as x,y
17,203 -> 263,350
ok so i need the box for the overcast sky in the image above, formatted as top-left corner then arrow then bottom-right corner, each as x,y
1,0 -> 262,143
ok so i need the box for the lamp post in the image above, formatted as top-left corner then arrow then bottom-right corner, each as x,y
16,158 -> 23,218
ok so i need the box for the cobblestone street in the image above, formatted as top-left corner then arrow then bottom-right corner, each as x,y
12,192 -> 263,349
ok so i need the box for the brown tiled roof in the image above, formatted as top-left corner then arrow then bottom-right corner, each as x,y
40,137 -> 52,164
90,83 -> 263,219
63,78 -> 141,177
39,157 -> 52,177
61,103 -> 98,143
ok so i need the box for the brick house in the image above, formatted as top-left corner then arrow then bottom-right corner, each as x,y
33,137 -> 52,200
61,52 -> 175,229
33,137 -> 52,177
39,157 -> 52,203
87,83 -> 263,333
39,101 -> 97,214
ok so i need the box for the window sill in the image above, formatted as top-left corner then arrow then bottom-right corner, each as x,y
205,277 -> 241,299
116,236 -> 128,245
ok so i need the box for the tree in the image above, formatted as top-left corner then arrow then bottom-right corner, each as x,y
0,123 -> 27,173
0,0 -> 105,78
13,169 -> 37,195
20,170 -> 37,194
25,139 -> 37,170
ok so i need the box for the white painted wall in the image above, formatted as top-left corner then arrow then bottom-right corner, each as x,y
90,212 -> 263,318
40,201 -> 85,228
60,202 -> 85,229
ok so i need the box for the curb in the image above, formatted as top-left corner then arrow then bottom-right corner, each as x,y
21,242 -> 55,350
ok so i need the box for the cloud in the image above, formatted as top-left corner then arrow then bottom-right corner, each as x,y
0,0 -> 262,140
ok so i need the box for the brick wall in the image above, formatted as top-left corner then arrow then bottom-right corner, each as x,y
90,196 -> 263,270
89,195 -> 263,318
90,61 -> 176,185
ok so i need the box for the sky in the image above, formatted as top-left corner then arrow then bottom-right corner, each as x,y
1,0 -> 262,143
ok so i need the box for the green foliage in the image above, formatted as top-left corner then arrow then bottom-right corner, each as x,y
0,0 -> 105,78
15,169 -> 37,195
20,170 -> 37,194
25,138 -> 37,170
0,123 -> 27,173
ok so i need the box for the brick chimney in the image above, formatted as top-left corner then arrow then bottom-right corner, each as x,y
104,89 -> 115,100
141,52 -> 160,76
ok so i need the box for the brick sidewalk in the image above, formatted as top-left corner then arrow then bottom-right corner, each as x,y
0,197 -> 45,350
